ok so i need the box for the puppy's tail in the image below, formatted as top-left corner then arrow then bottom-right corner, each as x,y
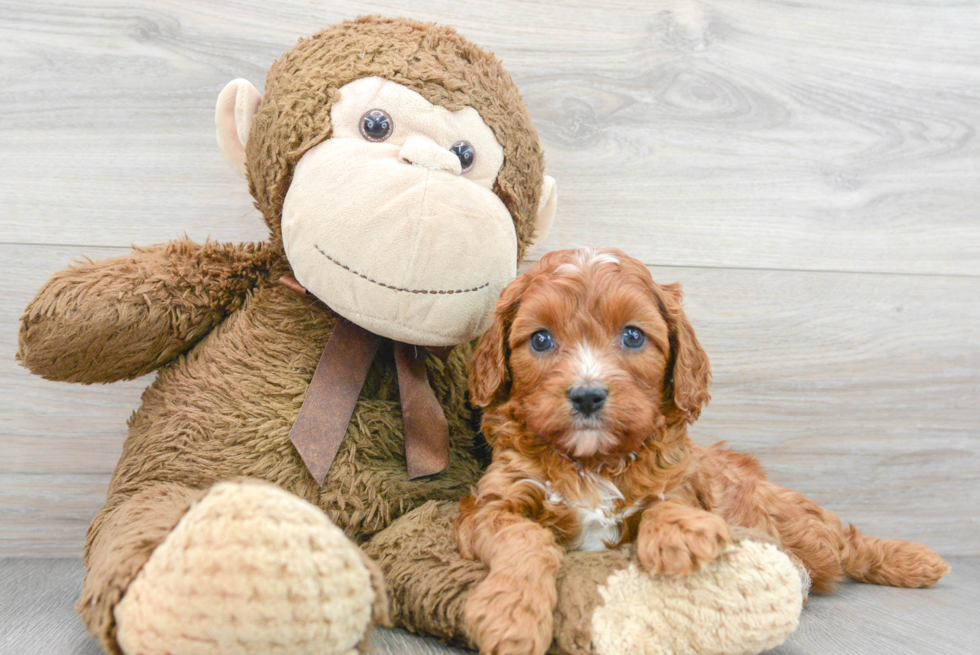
842,525 -> 950,588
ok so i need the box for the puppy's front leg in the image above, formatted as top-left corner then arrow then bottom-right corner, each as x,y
637,500 -> 732,576
456,490 -> 562,655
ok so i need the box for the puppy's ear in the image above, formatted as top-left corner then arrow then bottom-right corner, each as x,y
469,275 -> 529,407
657,283 -> 711,425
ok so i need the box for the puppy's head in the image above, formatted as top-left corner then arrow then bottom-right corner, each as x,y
470,247 -> 710,459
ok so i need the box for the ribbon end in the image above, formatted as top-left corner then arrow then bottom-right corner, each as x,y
310,467 -> 329,488
290,435 -> 333,488
406,455 -> 450,480
288,318 -> 380,489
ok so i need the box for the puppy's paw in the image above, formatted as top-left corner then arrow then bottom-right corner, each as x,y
637,506 -> 732,576
465,571 -> 555,655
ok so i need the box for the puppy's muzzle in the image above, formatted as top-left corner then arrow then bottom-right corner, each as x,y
568,383 -> 608,417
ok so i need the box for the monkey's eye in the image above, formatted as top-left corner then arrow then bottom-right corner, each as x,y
449,140 -> 476,172
621,326 -> 645,349
359,109 -> 393,142
530,330 -> 554,353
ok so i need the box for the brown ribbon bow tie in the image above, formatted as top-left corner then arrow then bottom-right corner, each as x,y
280,275 -> 452,486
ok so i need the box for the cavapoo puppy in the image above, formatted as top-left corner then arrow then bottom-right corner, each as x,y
456,247 -> 949,655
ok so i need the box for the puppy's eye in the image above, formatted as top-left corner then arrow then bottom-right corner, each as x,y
449,140 -> 475,172
359,109 -> 393,142
621,326 -> 645,349
530,330 -> 554,353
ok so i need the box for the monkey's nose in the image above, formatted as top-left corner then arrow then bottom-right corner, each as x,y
398,135 -> 463,175
568,384 -> 608,417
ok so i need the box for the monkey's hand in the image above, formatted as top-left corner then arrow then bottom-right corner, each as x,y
18,238 -> 275,384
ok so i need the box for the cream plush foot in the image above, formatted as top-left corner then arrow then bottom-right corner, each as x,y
114,481 -> 388,655
585,539 -> 803,655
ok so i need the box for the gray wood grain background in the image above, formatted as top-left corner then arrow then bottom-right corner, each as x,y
1,0 -> 977,557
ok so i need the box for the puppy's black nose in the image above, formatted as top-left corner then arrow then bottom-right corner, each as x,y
568,384 -> 608,417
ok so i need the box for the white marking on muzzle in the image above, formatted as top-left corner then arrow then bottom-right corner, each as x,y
574,345 -> 605,382
560,428 -> 618,458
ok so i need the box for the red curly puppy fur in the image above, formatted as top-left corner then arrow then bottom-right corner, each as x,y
456,247 -> 949,655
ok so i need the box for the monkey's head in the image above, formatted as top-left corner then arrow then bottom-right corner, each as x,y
215,16 -> 557,346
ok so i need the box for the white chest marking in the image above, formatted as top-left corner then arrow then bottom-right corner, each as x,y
519,474 -> 643,552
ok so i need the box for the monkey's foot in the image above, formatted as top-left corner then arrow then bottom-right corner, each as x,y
579,537 -> 803,655
115,481 -> 385,655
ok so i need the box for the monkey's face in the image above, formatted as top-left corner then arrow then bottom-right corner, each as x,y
216,19 -> 558,347
279,77 -> 516,346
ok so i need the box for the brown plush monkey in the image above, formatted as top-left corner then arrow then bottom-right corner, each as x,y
18,16 -> 803,655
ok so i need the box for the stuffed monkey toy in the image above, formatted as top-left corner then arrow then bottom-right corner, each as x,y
18,16 -> 805,655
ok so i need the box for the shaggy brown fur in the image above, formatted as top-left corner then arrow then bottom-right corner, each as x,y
17,16 -> 544,655
458,247 -> 950,655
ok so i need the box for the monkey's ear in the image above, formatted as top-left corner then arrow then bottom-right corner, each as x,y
215,79 -> 263,178
525,175 -> 557,256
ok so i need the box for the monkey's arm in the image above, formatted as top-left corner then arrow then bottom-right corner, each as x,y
18,238 -> 276,384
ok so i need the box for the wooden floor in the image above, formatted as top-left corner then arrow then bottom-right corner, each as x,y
2,557 -> 977,655
1,1 -> 977,651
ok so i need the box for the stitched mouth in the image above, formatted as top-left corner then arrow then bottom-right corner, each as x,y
314,245 -> 490,295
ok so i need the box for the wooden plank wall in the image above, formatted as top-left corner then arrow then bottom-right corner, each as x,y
1,0 -> 977,557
